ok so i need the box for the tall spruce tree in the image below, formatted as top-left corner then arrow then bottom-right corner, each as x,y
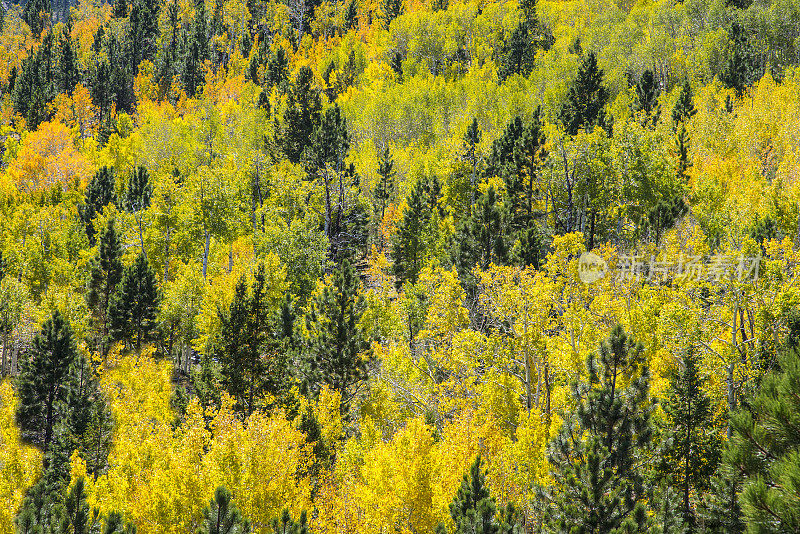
79,166 -> 117,246
108,253 -> 160,352
15,310 -> 78,453
305,259 -> 370,416
87,218 -> 124,356
57,23 -> 78,95
373,146 -> 396,233
22,0 -> 51,36
559,51 -> 609,136
498,0 -> 551,81
200,487 -> 250,534
658,348 -> 721,529
720,22 -> 758,96
283,66 -> 322,163
545,325 -> 654,533
453,186 -> 510,285
463,118 -> 481,206
391,177 -> 437,286
696,464 -> 745,534
725,347 -> 800,531
124,166 -> 153,259
215,265 -> 281,417
635,69 -> 661,127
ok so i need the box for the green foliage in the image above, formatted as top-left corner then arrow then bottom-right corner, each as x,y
559,51 -> 610,136
272,509 -> 310,534
453,186 -> 509,286
726,348 -> 800,532
200,487 -> 251,534
15,311 -> 78,452
108,253 -> 160,352
392,176 -> 443,286
283,66 -> 322,164
87,219 -> 124,354
80,167 -> 117,246
123,167 -> 153,214
546,325 -> 654,533
304,260 -> 370,416
658,348 -> 721,529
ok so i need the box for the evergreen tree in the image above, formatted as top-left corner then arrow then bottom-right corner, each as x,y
87,218 -> 124,356
183,0 -> 209,97
200,487 -> 250,534
57,23 -> 78,95
546,325 -> 654,533
635,69 -> 660,127
265,47 -> 289,91
124,166 -> 153,259
498,0 -> 551,81
282,66 -> 322,164
79,166 -> 117,246
671,81 -> 696,127
305,260 -> 370,416
15,310 -> 78,453
720,22 -> 758,96
658,348 -> 721,529
112,0 -> 127,17
272,509 -> 310,534
696,464 -> 745,534
559,51 -> 609,136
102,511 -> 137,534
453,186 -> 510,285
344,0 -> 358,31
129,0 -> 161,68
108,253 -> 160,352
725,347 -> 800,531
445,455 -> 511,534
373,146 -> 396,231
215,266 -> 270,417
22,0 -> 51,36
382,0 -> 403,26
58,477 -> 100,534
463,118 -> 481,206
642,195 -> 688,245
13,30 -> 57,129
502,109 -> 546,232
391,177 -> 436,286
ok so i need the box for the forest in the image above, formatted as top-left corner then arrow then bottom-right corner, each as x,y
0,0 -> 799,531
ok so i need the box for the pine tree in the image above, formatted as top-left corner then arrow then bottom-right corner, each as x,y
108,253 -> 160,353
344,0 -> 358,30
15,311 -> 78,453
502,109 -> 546,232
57,23 -> 78,95
446,456 -> 506,534
373,146 -> 396,231
22,0 -> 51,36
272,509 -> 310,534
305,260 -> 370,416
265,47 -> 289,91
725,347 -> 800,531
635,69 -> 660,127
382,0 -> 403,26
112,0 -> 127,17
391,177 -> 434,286
124,166 -> 153,259
200,487 -> 250,534
216,266 -> 270,417
453,186 -> 510,285
129,0 -> 161,68
695,464 -> 745,534
79,166 -> 117,246
658,348 -> 721,529
283,66 -> 322,163
183,0 -> 209,97
58,477 -> 100,534
720,22 -> 758,96
671,81 -> 696,127
102,511 -> 137,534
463,118 -> 481,206
546,325 -> 654,533
559,51 -> 609,136
87,218 -> 124,355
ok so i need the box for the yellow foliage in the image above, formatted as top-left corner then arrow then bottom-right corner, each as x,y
0,381 -> 42,534
7,121 -> 92,194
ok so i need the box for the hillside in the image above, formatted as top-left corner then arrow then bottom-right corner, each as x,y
1,0 -> 800,532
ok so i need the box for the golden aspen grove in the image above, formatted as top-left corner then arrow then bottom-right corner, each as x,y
0,0 -> 800,531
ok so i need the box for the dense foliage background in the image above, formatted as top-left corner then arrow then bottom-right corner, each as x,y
1,0 -> 800,531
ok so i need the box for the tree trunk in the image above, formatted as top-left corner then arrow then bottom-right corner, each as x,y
202,229 -> 211,279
